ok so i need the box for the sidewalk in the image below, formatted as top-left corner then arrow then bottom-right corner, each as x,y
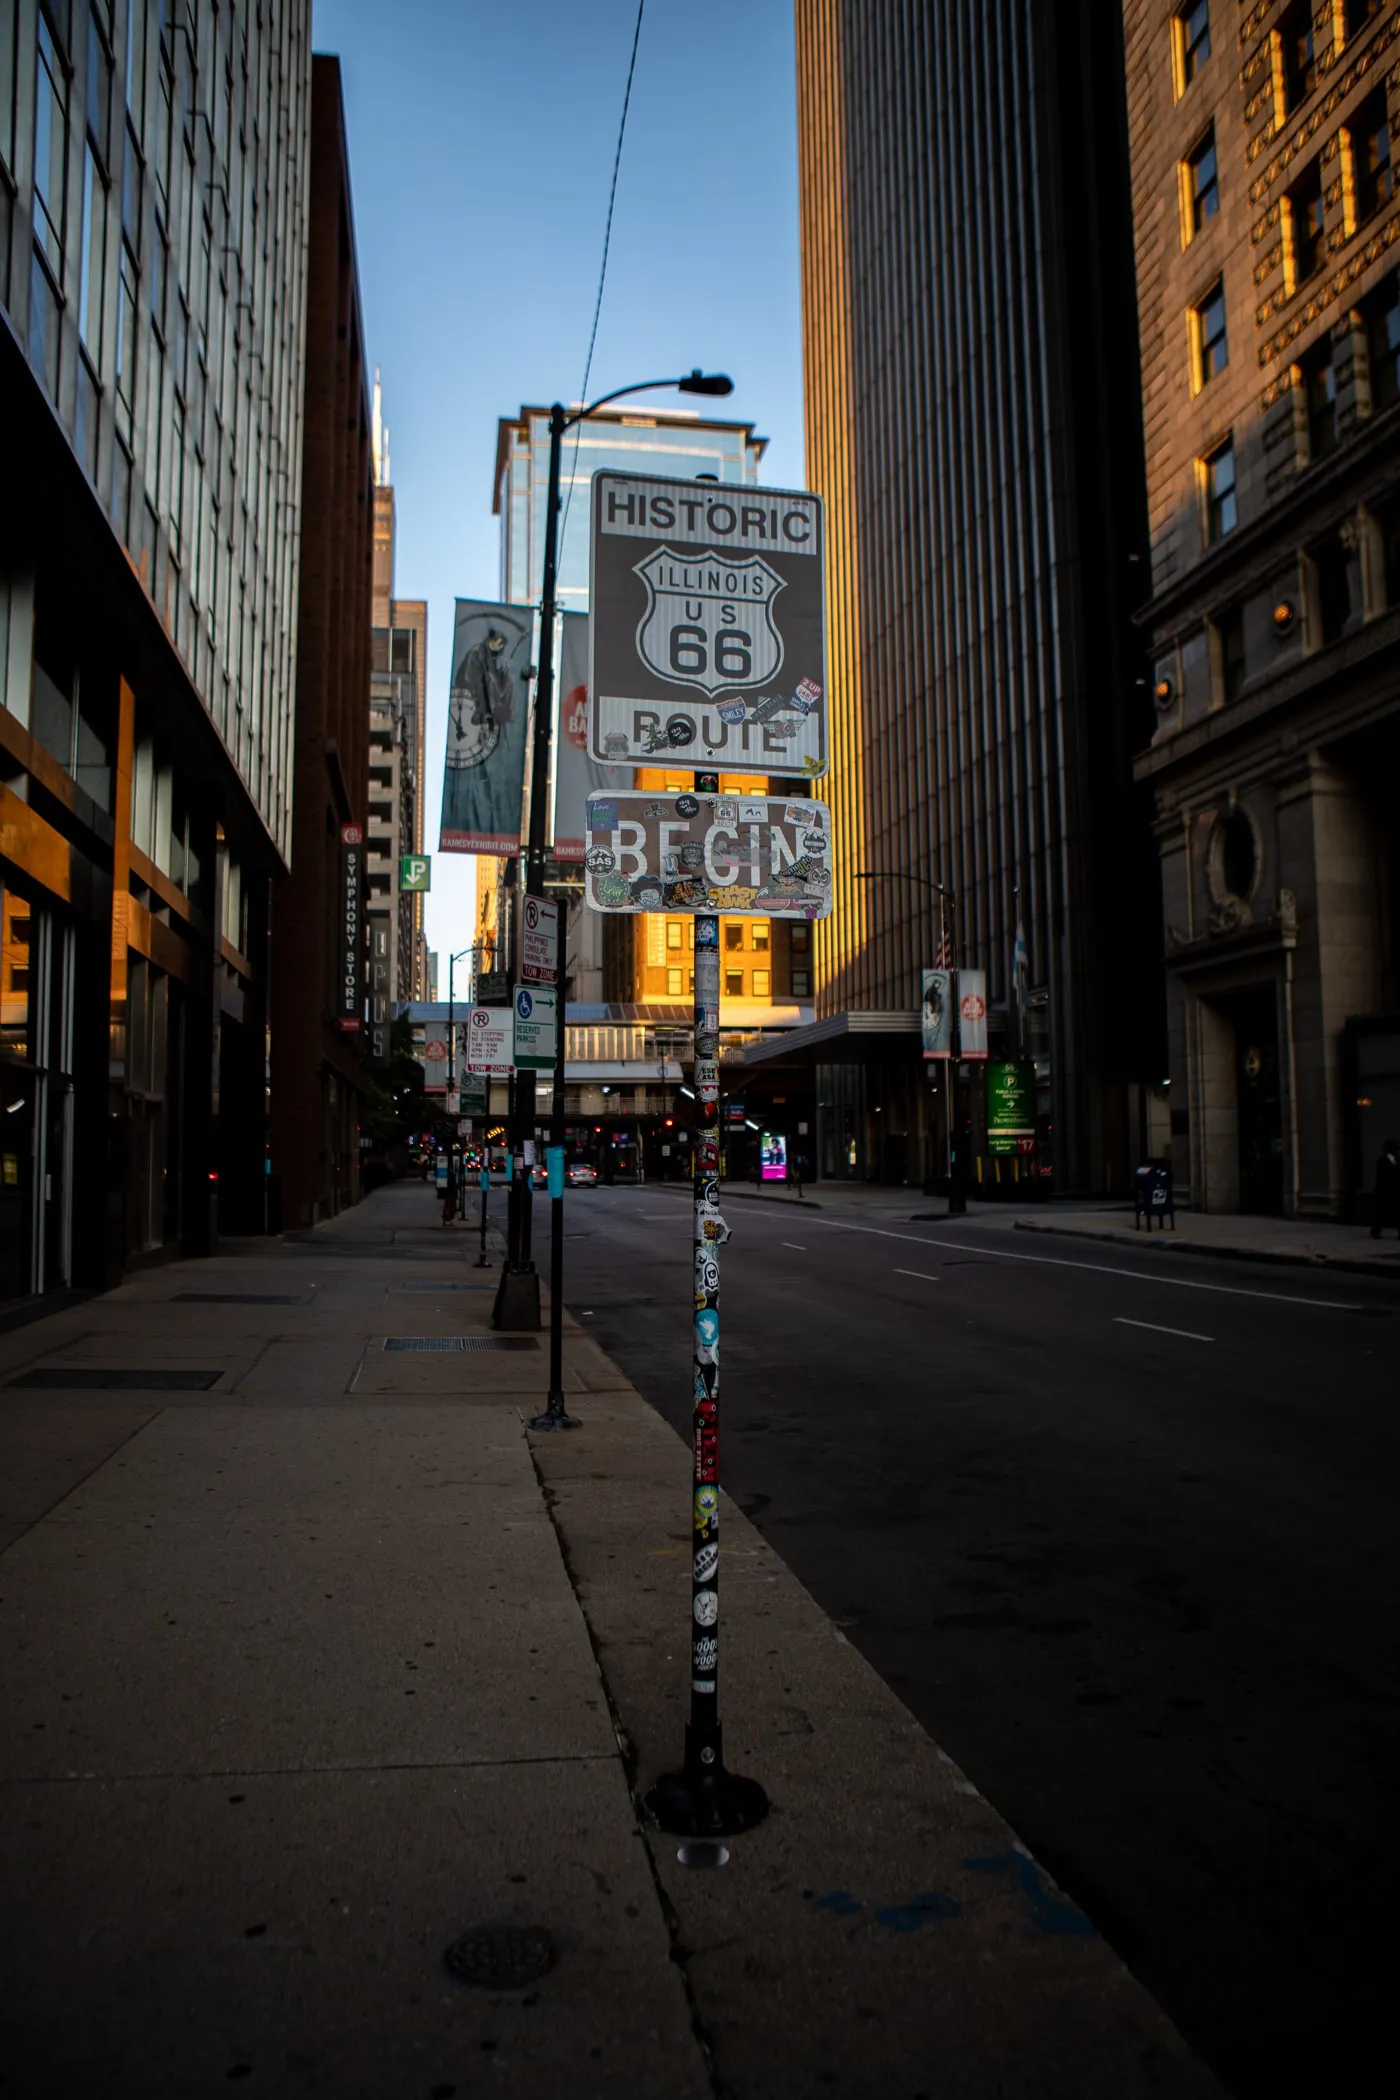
0,1183 -> 1223,2098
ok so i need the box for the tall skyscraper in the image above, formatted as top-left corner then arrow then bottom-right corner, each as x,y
1122,0 -> 1400,1217
792,1 -> 1156,1192
1,0 -> 311,1292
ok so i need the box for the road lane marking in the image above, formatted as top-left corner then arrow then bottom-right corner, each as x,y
800,1219 -> 1359,1310
1115,1317 -> 1213,1342
895,1268 -> 940,1283
783,1242 -> 807,1251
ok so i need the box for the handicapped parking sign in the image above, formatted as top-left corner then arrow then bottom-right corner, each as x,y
512,983 -> 557,1071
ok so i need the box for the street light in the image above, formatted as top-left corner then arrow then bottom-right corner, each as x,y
505,368 -> 734,1429
855,869 -> 968,1213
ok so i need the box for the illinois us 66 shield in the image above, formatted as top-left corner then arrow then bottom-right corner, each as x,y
588,471 -> 826,777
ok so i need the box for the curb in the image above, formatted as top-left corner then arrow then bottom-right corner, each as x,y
1014,1217 -> 1400,1282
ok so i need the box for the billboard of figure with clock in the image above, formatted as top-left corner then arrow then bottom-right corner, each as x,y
439,600 -> 533,855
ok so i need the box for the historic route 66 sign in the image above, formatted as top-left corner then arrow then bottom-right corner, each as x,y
634,549 -> 785,697
589,470 -> 826,777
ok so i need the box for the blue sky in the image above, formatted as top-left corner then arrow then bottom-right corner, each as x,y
310,0 -> 805,970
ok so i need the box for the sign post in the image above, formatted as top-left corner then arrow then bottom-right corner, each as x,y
586,463 -> 828,1840
641,772 -> 767,1840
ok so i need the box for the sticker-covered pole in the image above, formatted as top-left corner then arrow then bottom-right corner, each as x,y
643,774 -> 768,1839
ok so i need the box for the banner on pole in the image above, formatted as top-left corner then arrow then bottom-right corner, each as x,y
921,968 -> 953,1058
987,1061 -> 1036,1155
958,968 -> 989,1059
439,600 -> 532,855
583,790 -> 831,919
551,612 -> 632,860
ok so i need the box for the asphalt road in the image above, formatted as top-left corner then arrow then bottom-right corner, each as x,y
556,1183 -> 1398,2100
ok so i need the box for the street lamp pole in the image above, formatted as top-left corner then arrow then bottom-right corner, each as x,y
506,371 -> 735,1407
855,870 -> 967,1212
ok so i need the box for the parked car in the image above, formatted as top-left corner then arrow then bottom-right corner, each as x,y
566,1161 -> 598,1188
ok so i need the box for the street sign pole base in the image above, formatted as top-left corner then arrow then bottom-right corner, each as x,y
528,1389 -> 581,1433
492,1266 -> 541,1331
642,1727 -> 769,1838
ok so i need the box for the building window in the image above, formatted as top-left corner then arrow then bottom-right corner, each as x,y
752,968 -> 771,998
1312,534 -> 1352,643
791,921 -> 810,952
1352,91 -> 1393,221
1343,0 -> 1382,36
752,920 -> 770,951
1201,438 -> 1237,541
1183,127 -> 1219,240
724,922 -> 744,951
1217,606 -> 1247,704
1276,0 -> 1316,116
791,968 -> 811,998
666,966 -> 683,995
1286,159 -> 1326,287
34,17 -> 70,281
1192,279 -> 1228,389
1366,271 -> 1400,410
1218,811 -> 1259,903
724,967 -> 744,997
78,147 -> 107,362
1302,339 -> 1338,460
666,919 -> 682,950
1174,1 -> 1210,94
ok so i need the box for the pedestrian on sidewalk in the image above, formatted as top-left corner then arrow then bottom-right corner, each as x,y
1370,1136 -> 1400,1239
442,1165 -> 458,1227
789,1150 -> 805,1199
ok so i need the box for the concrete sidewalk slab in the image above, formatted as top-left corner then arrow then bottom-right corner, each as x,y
3,1762 -> 705,2100
1,1184 -> 1226,2095
533,1387 -> 1226,2100
1013,1211 -> 1400,1279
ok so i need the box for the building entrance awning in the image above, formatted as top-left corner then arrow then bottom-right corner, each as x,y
736,1011 -> 920,1067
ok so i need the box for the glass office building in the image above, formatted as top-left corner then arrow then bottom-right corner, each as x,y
1,0 -> 312,1297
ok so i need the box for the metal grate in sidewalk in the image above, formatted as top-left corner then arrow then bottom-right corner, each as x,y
390,1282 -> 493,1292
173,1293 -> 301,1304
382,1337 -> 538,1352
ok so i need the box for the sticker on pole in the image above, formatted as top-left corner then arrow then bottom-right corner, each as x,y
583,792 -> 831,918
520,895 -> 560,985
512,985 -> 557,1071
588,471 -> 826,777
463,1006 -> 514,1076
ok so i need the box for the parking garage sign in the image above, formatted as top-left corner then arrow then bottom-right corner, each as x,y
589,472 -> 826,777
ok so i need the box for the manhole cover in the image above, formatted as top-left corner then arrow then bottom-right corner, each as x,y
174,1293 -> 301,1304
444,1923 -> 555,1989
382,1337 -> 538,1352
6,1369 -> 224,1391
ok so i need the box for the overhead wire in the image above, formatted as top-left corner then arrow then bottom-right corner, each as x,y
556,0 -> 647,565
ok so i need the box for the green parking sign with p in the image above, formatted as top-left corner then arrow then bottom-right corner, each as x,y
400,855 -> 431,892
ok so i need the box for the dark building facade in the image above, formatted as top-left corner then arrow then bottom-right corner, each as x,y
789,1 -> 1158,1192
1,0 -> 311,1304
267,55 -> 371,1229
1124,0 -> 1400,1217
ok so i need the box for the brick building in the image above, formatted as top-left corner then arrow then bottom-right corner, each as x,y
267,54 -> 371,1229
1124,0 -> 1400,1214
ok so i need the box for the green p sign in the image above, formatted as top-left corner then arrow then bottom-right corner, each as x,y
986,1061 -> 1036,1157
400,855 -> 431,892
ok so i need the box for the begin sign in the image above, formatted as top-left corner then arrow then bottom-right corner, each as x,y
584,791 -> 832,919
